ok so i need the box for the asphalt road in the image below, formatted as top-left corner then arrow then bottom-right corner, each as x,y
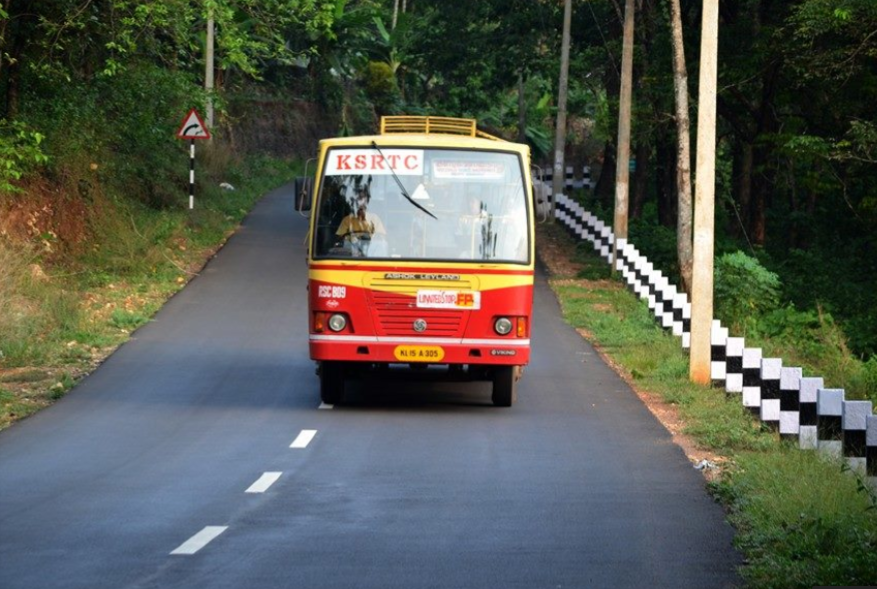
0,183 -> 740,588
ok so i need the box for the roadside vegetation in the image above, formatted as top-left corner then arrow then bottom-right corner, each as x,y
539,222 -> 877,588
0,153 -> 298,429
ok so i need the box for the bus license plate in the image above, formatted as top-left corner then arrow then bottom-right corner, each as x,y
394,345 -> 445,362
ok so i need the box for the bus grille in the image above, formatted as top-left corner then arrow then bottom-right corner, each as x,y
364,276 -> 477,337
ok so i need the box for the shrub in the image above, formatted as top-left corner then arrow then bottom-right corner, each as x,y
363,61 -> 401,116
629,215 -> 679,277
714,251 -> 781,332
0,121 -> 49,193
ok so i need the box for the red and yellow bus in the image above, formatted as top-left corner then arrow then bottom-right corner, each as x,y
305,116 -> 534,406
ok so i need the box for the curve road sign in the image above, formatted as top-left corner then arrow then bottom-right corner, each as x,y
176,108 -> 211,140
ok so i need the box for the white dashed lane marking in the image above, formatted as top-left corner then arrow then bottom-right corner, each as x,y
171,429 -> 317,556
170,526 -> 228,555
290,429 -> 317,449
245,472 -> 282,494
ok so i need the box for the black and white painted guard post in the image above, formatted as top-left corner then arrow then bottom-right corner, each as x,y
817,388 -> 845,459
798,377 -> 824,449
742,347 -> 763,413
867,414 -> 877,488
724,337 -> 745,395
778,366 -> 803,440
843,400 -> 873,473
175,108 -> 211,210
188,140 -> 195,209
760,358 -> 782,429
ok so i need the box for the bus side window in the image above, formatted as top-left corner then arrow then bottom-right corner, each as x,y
315,179 -> 351,256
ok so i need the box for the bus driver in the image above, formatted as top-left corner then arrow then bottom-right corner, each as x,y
335,186 -> 386,256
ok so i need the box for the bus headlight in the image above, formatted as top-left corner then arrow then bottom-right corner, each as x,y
494,317 -> 513,335
328,314 -> 347,332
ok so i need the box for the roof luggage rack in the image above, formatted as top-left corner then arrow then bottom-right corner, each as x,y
380,116 -> 504,141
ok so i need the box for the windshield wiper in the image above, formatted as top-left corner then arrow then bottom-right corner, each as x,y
371,141 -> 437,220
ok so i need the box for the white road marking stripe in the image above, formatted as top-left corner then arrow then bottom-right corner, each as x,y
290,429 -> 317,448
170,526 -> 228,555
245,472 -> 282,494
318,403 -> 334,410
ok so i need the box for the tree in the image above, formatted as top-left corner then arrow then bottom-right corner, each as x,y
669,0 -> 693,293
612,0 -> 634,264
552,0 -> 573,213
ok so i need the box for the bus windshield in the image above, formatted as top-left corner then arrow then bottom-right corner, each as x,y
313,148 -> 529,263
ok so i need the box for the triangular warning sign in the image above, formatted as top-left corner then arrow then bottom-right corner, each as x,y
176,108 -> 211,140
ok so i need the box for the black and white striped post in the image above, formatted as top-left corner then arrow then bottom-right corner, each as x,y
671,292 -> 691,349
798,377 -> 824,449
710,320 -> 728,383
817,388 -> 845,458
867,415 -> 877,488
759,358 -> 782,428
843,400 -> 873,472
543,166 -> 553,185
188,140 -> 195,210
724,337 -> 745,395
582,165 -> 593,190
175,108 -> 211,210
742,347 -> 763,413
778,367 -> 803,440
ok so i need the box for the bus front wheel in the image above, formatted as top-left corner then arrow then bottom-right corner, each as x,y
320,361 -> 345,405
491,366 -> 517,407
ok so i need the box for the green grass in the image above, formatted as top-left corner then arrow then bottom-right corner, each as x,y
541,223 -> 877,588
108,309 -> 150,331
714,449 -> 877,588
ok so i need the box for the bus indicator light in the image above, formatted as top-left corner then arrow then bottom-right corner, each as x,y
516,317 -> 528,338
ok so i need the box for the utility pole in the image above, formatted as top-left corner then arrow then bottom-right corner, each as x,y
612,0 -> 635,271
551,0 -> 572,217
690,0 -> 719,384
205,6 -> 215,130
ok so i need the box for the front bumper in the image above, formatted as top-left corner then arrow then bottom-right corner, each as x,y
309,335 -> 530,365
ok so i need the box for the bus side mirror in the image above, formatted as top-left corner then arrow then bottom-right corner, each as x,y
295,176 -> 313,211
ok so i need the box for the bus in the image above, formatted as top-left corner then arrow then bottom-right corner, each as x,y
304,116 -> 535,407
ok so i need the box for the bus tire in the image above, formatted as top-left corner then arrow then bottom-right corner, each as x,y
491,366 -> 517,407
320,361 -> 345,405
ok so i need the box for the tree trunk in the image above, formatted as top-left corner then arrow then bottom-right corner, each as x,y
613,0 -> 635,260
551,0 -> 572,215
669,0 -> 693,293
596,74 -> 620,205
